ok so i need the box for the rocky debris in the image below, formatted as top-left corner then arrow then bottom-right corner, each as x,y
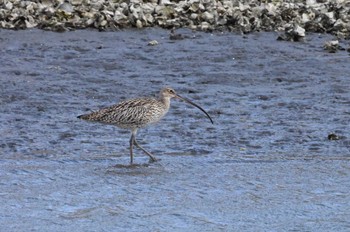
147,39 -> 159,45
277,23 -> 306,42
328,133 -> 340,140
323,40 -> 345,53
0,0 -> 349,39
169,28 -> 192,40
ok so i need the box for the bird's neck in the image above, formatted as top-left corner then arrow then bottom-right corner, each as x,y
160,96 -> 171,110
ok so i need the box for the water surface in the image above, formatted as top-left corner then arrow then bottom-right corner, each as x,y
1,28 -> 349,231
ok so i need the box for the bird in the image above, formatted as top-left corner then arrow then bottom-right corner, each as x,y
77,87 -> 213,164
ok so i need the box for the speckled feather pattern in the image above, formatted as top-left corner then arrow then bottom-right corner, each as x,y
78,97 -> 169,129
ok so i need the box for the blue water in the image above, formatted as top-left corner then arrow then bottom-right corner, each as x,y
0,28 -> 349,231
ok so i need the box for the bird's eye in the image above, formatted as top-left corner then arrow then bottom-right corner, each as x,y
169,89 -> 174,93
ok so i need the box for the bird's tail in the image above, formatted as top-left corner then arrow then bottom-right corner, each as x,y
77,114 -> 89,120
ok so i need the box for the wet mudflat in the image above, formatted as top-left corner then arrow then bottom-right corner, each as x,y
1,28 -> 350,231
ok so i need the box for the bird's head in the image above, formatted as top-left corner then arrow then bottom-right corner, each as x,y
160,87 -> 213,124
160,87 -> 178,99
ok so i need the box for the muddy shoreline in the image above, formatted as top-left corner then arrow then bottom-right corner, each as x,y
1,28 -> 350,231
1,0 -> 350,40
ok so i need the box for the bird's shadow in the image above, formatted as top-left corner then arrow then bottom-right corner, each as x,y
112,163 -> 151,169
105,160 -> 164,175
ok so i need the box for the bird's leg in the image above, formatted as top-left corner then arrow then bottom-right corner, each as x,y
133,137 -> 157,163
129,129 -> 137,164
129,133 -> 134,164
134,139 -> 157,162
130,129 -> 157,163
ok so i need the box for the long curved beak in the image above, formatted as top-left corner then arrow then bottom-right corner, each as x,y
175,94 -> 214,124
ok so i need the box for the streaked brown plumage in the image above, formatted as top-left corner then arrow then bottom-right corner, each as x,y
78,87 -> 213,164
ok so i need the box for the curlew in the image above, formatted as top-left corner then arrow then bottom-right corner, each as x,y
77,87 -> 213,164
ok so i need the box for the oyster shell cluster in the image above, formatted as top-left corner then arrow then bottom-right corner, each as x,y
0,0 -> 349,38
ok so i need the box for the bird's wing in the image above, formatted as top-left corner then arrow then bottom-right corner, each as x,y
78,98 -> 163,128
105,98 -> 159,125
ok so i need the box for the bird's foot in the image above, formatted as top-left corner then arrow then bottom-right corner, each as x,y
149,157 -> 158,163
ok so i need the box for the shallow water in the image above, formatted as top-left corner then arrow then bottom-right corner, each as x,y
1,28 -> 350,231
